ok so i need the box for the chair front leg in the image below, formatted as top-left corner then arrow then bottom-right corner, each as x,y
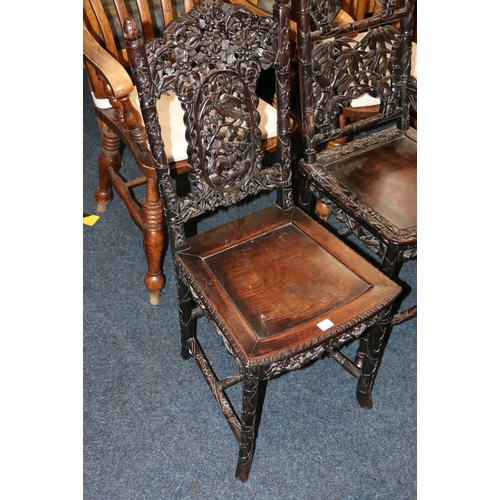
142,178 -> 165,305
381,241 -> 404,278
175,273 -> 196,360
235,367 -> 261,482
355,308 -> 392,409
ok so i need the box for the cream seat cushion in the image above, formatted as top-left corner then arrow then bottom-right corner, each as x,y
92,88 -> 278,163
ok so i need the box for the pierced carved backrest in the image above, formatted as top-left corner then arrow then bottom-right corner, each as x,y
297,0 -> 415,157
124,0 -> 293,250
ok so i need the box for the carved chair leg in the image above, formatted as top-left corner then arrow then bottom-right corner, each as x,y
95,125 -> 122,212
380,242 -> 404,278
176,275 -> 196,360
142,178 -> 165,305
355,309 -> 392,409
235,368 -> 261,482
354,335 -> 368,369
297,176 -> 314,216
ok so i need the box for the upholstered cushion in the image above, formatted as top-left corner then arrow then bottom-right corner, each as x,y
92,89 -> 278,163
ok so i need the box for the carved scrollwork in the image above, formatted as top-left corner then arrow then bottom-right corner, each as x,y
262,316 -> 376,379
145,0 -> 278,100
132,0 -> 283,223
311,24 -> 402,133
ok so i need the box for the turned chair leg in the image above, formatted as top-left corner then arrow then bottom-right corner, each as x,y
142,178 -> 165,305
235,369 -> 261,482
95,125 -> 121,212
315,199 -> 331,225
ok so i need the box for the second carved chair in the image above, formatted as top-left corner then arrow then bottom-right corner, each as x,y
296,0 -> 417,325
124,0 -> 401,481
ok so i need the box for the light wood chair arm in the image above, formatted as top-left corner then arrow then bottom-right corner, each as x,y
227,0 -> 298,42
83,24 -> 134,100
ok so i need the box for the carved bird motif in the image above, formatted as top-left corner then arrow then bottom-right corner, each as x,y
212,88 -> 248,121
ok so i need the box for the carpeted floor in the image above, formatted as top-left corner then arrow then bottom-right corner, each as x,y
83,65 -> 417,499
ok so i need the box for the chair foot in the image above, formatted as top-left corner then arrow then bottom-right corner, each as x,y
356,390 -> 373,409
149,290 -> 161,305
235,466 -> 250,483
95,187 -> 113,212
180,346 -> 192,359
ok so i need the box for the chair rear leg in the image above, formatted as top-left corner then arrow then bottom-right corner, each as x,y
95,125 -> 121,212
235,368 -> 261,482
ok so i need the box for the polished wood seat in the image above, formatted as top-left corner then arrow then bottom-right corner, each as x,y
313,128 -> 416,235
125,0 -> 401,481
176,204 -> 397,362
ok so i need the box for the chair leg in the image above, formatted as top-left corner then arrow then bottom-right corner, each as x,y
355,309 -> 392,409
235,368 -> 261,482
142,178 -> 165,305
95,125 -> 121,212
380,242 -> 404,278
297,175 -> 314,216
175,275 -> 195,360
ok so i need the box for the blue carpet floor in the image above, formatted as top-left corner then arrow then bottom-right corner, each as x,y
83,69 -> 417,499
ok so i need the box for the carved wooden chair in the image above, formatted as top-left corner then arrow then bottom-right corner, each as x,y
326,0 -> 416,148
83,0 -> 282,304
297,0 -> 417,326
124,0 -> 401,481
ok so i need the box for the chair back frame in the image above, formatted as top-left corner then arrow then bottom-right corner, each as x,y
297,0 -> 415,163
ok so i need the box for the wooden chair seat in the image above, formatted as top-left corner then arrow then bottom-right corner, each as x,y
176,204 -> 400,365
303,126 -> 417,249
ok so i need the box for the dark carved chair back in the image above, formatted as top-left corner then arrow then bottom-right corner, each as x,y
124,0 -> 293,252
297,0 -> 415,160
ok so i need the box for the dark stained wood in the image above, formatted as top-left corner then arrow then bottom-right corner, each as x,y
320,134 -> 416,231
124,0 -> 402,481
296,0 -> 417,323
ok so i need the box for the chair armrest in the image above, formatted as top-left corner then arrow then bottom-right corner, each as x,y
83,24 -> 134,99
227,0 -> 298,43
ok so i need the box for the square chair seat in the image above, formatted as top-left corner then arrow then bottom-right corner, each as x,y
304,126 -> 417,247
174,204 -> 401,366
